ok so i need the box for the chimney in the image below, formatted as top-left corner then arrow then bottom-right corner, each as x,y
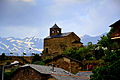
51,64 -> 55,72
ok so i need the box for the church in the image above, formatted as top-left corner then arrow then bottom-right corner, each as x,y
43,24 -> 83,56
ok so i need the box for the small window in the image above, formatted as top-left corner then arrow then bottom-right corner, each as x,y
46,48 -> 48,53
57,31 -> 59,33
52,31 -> 54,33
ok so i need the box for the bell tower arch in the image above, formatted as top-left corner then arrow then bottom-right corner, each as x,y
50,24 -> 61,36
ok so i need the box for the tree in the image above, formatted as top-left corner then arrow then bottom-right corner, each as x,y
98,35 -> 111,49
91,59 -> 120,80
91,47 -> 120,80
90,27 -> 120,80
95,47 -> 104,60
87,42 -> 93,46
98,28 -> 120,50
63,47 -> 84,61
63,45 -> 95,61
91,33 -> 120,79
10,52 -> 14,56
32,54 -> 41,63
23,52 -> 26,56
0,53 -> 6,60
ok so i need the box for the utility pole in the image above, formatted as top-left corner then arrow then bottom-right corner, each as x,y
2,65 -> 4,80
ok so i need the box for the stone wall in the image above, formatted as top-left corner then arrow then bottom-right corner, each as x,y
11,67 -> 54,80
46,57 -> 82,73
44,32 -> 83,56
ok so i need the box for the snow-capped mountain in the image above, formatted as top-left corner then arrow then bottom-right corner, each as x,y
0,33 -> 107,56
0,37 -> 43,56
81,33 -> 107,45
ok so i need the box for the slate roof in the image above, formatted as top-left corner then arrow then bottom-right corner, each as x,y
51,24 -> 60,28
45,32 -> 73,39
76,71 -> 92,78
109,20 -> 120,27
21,64 -> 84,80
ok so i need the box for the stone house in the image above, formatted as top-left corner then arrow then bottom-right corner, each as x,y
11,64 -> 81,80
43,24 -> 83,56
109,20 -> 120,46
45,55 -> 83,73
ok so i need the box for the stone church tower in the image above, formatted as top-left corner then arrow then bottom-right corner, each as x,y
50,24 -> 61,36
43,24 -> 83,56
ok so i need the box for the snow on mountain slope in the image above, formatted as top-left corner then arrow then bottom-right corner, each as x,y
0,33 -> 107,55
0,37 -> 43,56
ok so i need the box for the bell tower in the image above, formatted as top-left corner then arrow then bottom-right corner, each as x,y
50,24 -> 61,36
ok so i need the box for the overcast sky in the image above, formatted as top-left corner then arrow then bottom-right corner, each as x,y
0,0 -> 120,38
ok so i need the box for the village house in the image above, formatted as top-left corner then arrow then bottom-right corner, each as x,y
43,24 -> 83,56
11,64 -> 86,80
45,55 -> 83,73
109,20 -> 120,46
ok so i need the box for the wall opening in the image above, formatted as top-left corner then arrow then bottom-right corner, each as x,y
46,48 -> 48,53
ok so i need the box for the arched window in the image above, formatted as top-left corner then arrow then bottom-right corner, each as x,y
46,48 -> 48,53
52,31 -> 54,33
57,30 -> 59,33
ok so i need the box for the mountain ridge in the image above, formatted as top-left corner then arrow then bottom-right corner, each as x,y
0,33 -> 107,56
0,37 -> 43,56
81,33 -> 107,45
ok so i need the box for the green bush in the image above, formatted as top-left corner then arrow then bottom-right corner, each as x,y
91,59 -> 120,80
32,54 -> 41,63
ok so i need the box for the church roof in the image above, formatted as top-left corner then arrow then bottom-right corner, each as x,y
45,32 -> 73,39
51,24 -> 60,28
109,20 -> 120,27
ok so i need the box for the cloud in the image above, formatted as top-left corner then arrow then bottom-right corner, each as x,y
53,0 -> 90,4
22,0 -> 33,2
17,0 -> 34,2
0,26 -> 42,38
0,0 -> 119,39
9,0 -> 35,3
48,0 -> 120,36
47,0 -> 91,17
